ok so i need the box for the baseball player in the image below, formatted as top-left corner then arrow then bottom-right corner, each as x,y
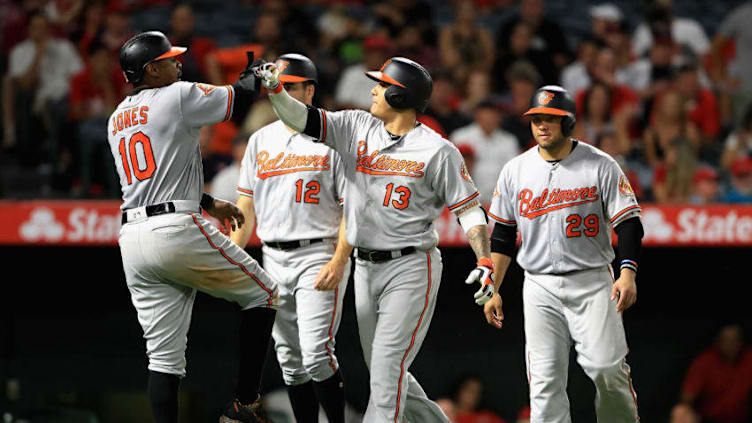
254,57 -> 496,423
230,54 -> 351,423
484,85 -> 642,422
109,31 -> 278,423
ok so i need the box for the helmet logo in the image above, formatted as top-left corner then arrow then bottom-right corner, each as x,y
275,59 -> 290,73
538,91 -> 555,105
379,59 -> 392,72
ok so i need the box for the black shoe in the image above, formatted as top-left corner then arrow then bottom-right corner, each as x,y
219,398 -> 273,423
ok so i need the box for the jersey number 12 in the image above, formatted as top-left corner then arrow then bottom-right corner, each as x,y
118,132 -> 156,185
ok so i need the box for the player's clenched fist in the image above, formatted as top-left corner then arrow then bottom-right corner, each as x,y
465,257 -> 495,305
256,63 -> 280,90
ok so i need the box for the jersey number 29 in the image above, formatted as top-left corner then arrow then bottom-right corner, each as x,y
118,132 -> 156,185
566,213 -> 599,238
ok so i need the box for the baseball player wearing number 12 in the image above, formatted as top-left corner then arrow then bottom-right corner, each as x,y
256,57 -> 496,423
109,31 -> 278,423
231,54 -> 351,423
484,85 -> 642,422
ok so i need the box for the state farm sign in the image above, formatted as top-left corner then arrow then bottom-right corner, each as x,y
0,201 -> 751,246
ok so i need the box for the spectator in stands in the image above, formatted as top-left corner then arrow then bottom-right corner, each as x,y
451,375 -> 506,423
652,138 -> 696,203
439,0 -> 495,80
589,3 -> 623,43
69,1 -> 105,57
209,134 -> 248,203
334,33 -> 388,110
516,406 -> 531,423
168,2 -> 216,83
560,36 -> 601,96
435,398 -> 458,423
501,60 -> 540,150
458,69 -> 493,118
493,20 -> 557,93
99,6 -> 131,55
456,143 -> 476,175
199,125 -> 232,189
4,11 -> 82,170
497,0 -> 570,71
720,105 -> 752,170
621,32 -> 676,103
689,165 -> 720,205
423,69 -> 470,135
574,46 -> 639,119
573,82 -> 630,154
631,0 -> 709,59
681,323 -> 752,423
450,97 -> 519,203
69,40 -> 125,198
723,157 -> 752,204
597,129 -> 643,199
670,403 -> 701,423
674,61 -> 720,145
393,25 -> 439,71
643,90 -> 700,166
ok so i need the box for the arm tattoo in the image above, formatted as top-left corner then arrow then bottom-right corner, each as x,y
467,224 -> 491,260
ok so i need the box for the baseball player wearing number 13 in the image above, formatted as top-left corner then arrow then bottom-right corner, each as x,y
484,85 -> 643,422
256,57 -> 496,423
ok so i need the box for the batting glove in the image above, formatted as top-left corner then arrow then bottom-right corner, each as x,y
465,257 -> 495,306
256,62 -> 280,90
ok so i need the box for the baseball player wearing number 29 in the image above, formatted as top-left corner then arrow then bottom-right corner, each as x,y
485,85 -> 642,422
256,57 -> 496,423
231,54 -> 351,423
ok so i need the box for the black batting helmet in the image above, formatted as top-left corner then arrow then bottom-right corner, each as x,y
119,31 -> 186,84
366,57 -> 433,113
524,85 -> 576,137
275,53 -> 317,85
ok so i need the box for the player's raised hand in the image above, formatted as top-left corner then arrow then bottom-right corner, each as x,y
611,271 -> 637,312
256,62 -> 280,90
236,51 -> 264,95
484,293 -> 504,329
465,257 -> 495,305
314,258 -> 347,291
205,198 -> 245,234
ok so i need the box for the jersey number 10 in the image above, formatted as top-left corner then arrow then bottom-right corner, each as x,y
118,132 -> 156,185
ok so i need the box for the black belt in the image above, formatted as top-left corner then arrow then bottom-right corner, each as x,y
265,238 -> 323,251
356,246 -> 416,263
121,202 -> 176,224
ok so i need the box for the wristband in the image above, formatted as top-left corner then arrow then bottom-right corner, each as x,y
477,257 -> 494,271
620,259 -> 638,273
200,193 -> 214,210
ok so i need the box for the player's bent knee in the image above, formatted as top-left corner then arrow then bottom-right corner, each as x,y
589,363 -> 627,390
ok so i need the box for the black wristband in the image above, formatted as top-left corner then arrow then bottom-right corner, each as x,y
614,216 -> 643,272
490,222 -> 517,256
200,193 -> 214,211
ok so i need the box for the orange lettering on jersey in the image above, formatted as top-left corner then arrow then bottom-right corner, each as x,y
130,107 -> 139,126
123,109 -> 132,128
256,150 -> 331,179
518,186 -> 599,219
111,116 -> 117,135
116,113 -> 124,131
139,106 -> 149,124
355,148 -> 425,178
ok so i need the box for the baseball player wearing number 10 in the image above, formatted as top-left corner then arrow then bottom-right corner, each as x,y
256,57 -> 496,422
231,54 -> 351,423
484,85 -> 642,422
109,31 -> 278,423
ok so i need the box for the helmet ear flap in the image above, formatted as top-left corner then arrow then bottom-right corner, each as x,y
384,85 -> 406,110
562,115 -> 576,137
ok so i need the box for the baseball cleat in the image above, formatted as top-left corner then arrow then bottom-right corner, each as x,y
219,398 -> 273,423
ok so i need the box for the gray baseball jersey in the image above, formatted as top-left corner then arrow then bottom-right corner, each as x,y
108,81 -> 234,210
237,120 -> 346,242
313,109 -> 479,251
489,142 -> 641,274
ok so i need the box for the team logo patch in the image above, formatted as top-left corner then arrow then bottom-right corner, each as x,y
460,161 -> 473,182
538,91 -> 555,105
618,175 -> 635,197
492,186 -> 500,198
275,59 -> 290,73
196,83 -> 216,96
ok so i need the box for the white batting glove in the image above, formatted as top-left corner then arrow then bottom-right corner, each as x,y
255,62 -> 280,90
465,257 -> 495,305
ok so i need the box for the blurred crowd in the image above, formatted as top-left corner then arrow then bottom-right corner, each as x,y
1,0 -> 752,204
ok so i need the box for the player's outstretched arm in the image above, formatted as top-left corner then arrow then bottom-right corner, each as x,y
314,217 -> 353,291
256,63 -> 309,133
230,195 -> 256,248
200,193 -> 245,234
